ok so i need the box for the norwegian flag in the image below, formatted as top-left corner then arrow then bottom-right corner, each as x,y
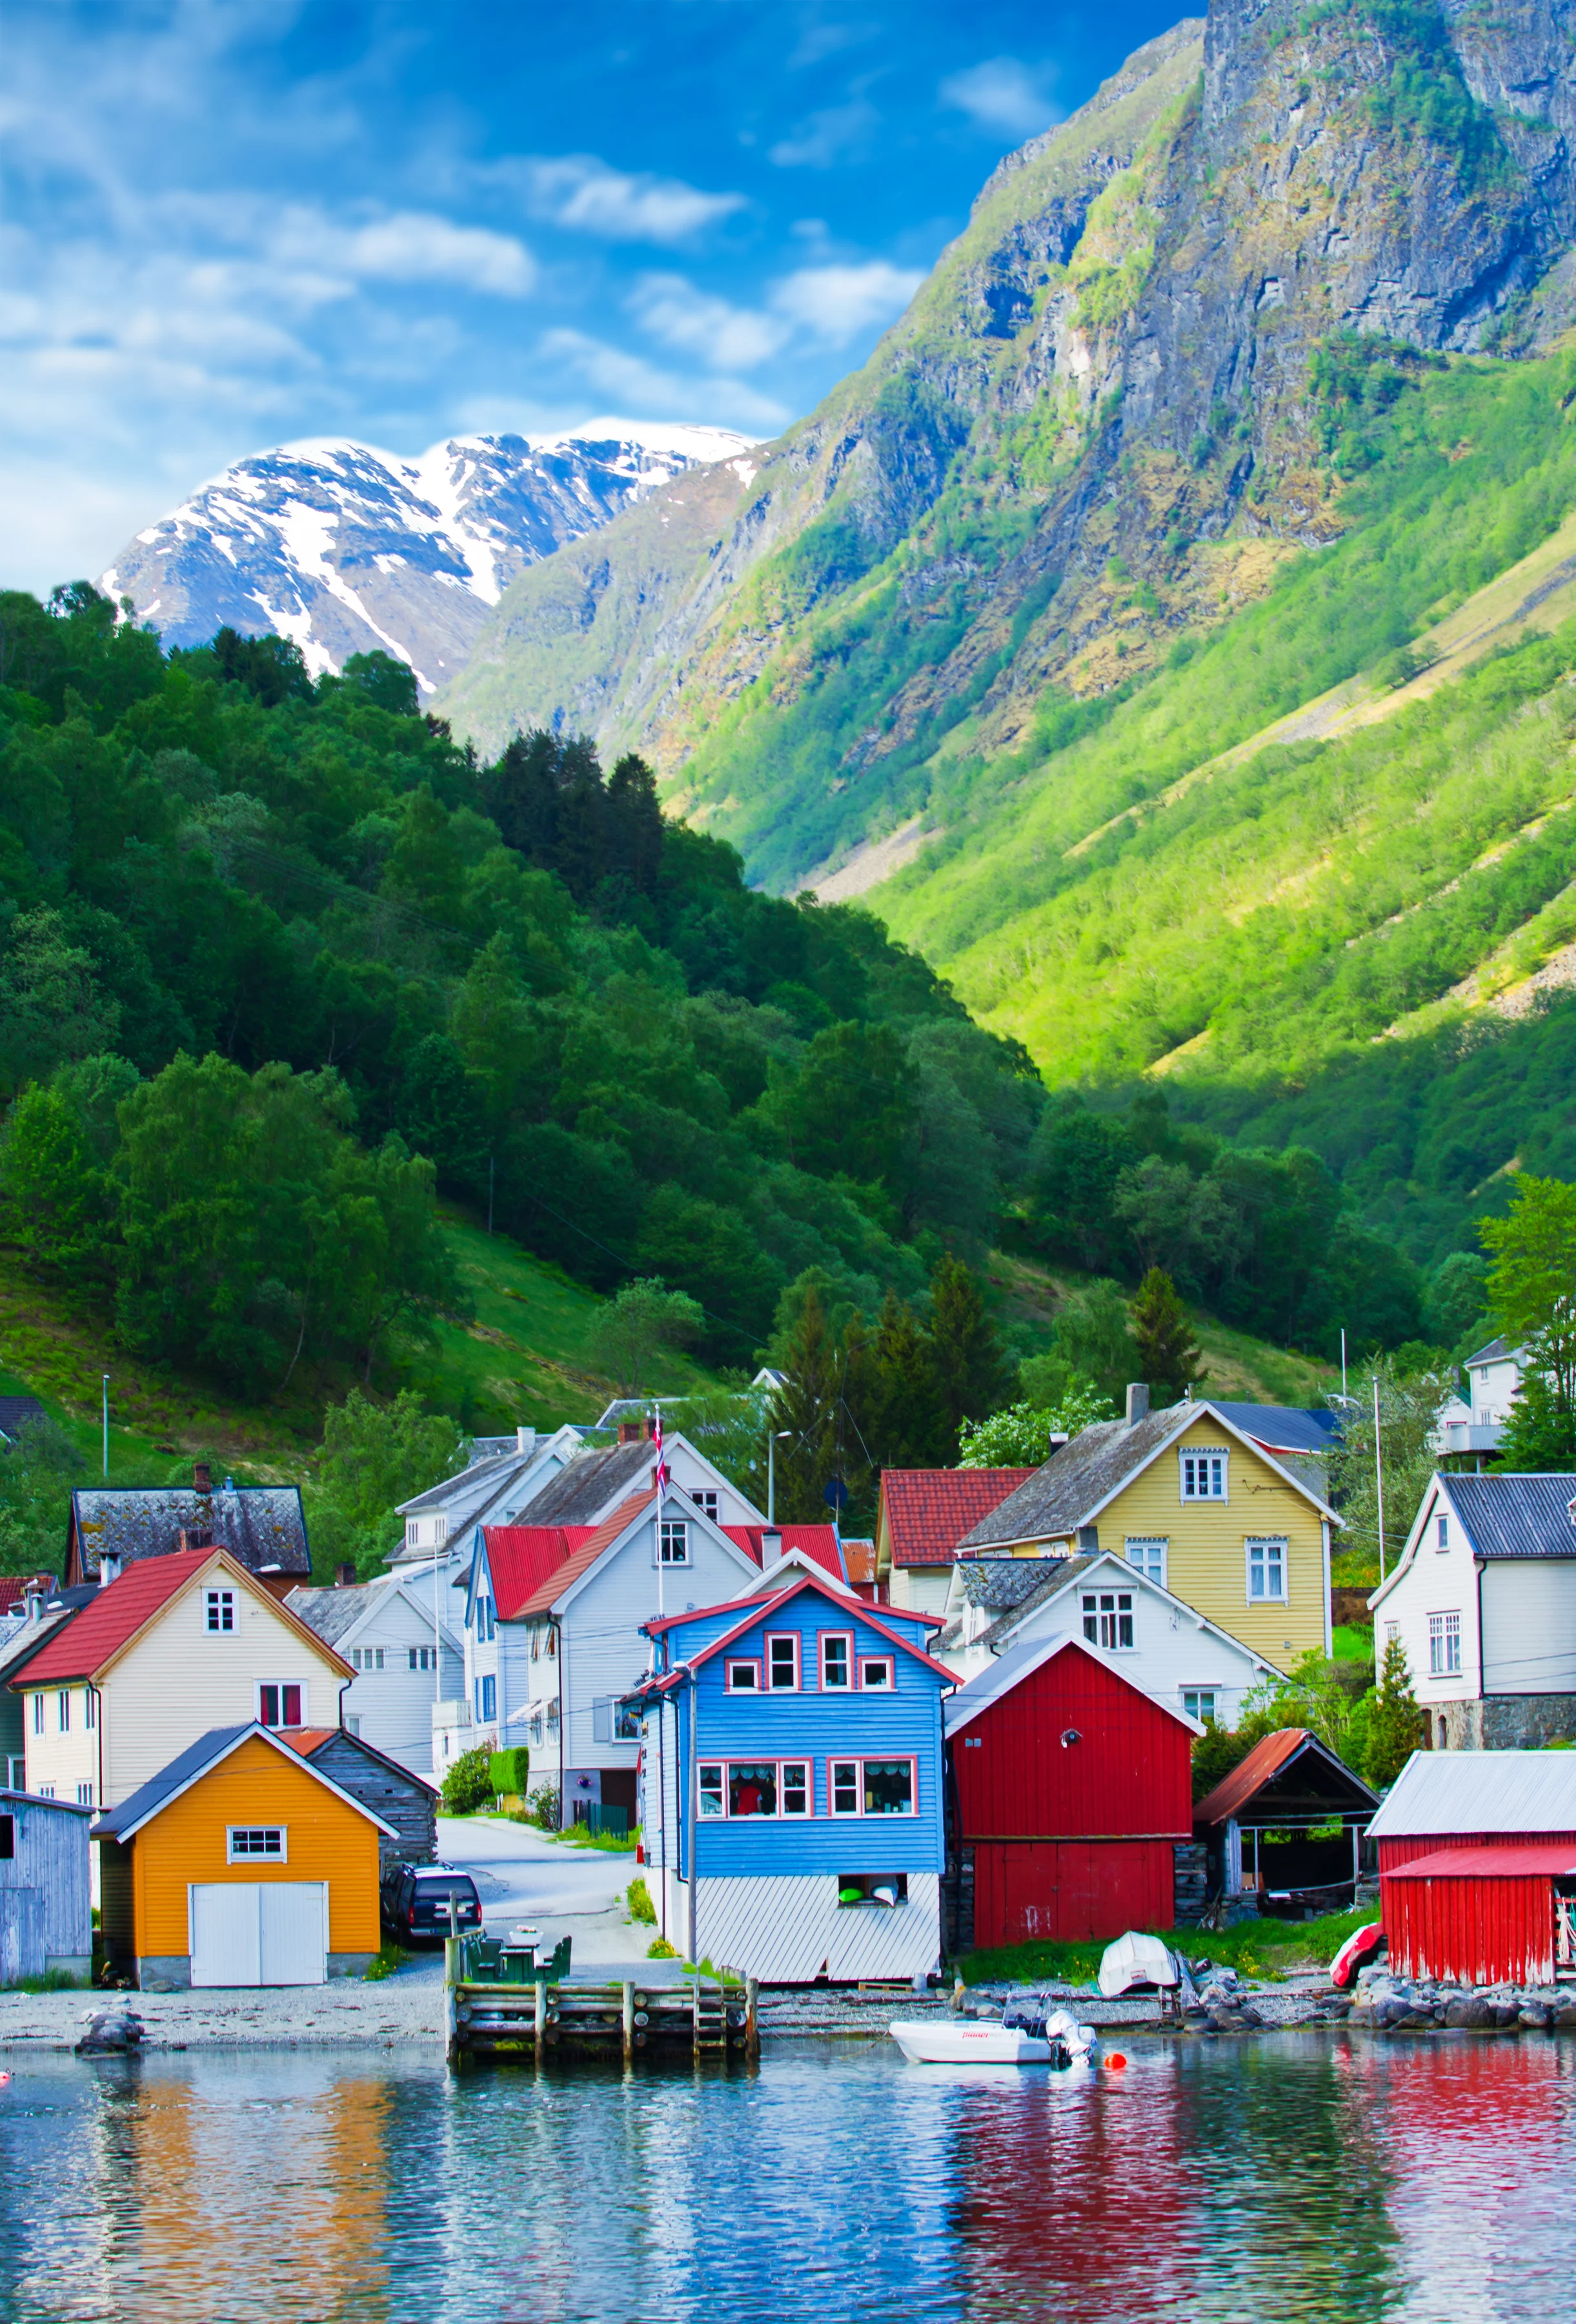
652,1408 -> 671,1491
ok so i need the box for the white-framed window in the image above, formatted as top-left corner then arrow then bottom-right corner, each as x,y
1386,1621 -> 1399,1647
691,1490 -> 719,1522
476,1598 -> 495,1643
257,1682 -> 303,1728
1125,1537 -> 1167,1587
405,1519 -> 419,1549
829,1759 -> 860,1817
728,1763 -> 778,1817
1180,1449 -> 1228,1502
474,1674 -> 496,1720
352,1647 -> 385,1672
820,1633 -> 852,1689
31,1695 -> 43,1737
228,1827 -> 286,1861
1436,1515 -> 1449,1550
725,1659 -> 762,1692
1083,1590 -> 1135,1651
1246,1538 -> 1288,1603
698,1763 -> 724,1818
1428,1611 -> 1462,1677
205,1588 -> 235,1635
38,1784 -> 54,1800
659,1520 -> 689,1565
858,1656 -> 893,1690
765,1633 -> 800,1691
407,1646 -> 435,1672
780,1761 -> 809,1817
57,1691 -> 69,1733
1182,1688 -> 1217,1724
76,1782 -> 94,1806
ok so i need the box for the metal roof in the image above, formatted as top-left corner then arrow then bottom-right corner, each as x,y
1382,1843 -> 1576,1881
1193,1728 -> 1378,1828
0,1398 -> 48,1443
1209,1403 -> 1339,1456
396,1449 -> 543,1525
1367,1750 -> 1576,1838
1446,1473 -> 1576,1560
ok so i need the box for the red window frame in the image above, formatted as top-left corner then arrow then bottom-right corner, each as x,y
724,1659 -> 762,1693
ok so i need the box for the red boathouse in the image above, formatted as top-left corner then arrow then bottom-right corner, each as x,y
945,1633 -> 1199,1948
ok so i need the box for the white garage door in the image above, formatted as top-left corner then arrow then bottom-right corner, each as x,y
190,1883 -> 328,1987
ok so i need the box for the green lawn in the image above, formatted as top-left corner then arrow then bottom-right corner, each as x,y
959,1907 -> 1374,1987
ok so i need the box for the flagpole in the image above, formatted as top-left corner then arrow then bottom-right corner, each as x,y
654,1403 -> 665,1623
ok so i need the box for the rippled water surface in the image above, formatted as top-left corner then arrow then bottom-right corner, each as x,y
3,2032 -> 1575,2321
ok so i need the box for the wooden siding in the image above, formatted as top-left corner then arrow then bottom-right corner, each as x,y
126,1734 -> 379,1959
1060,1416 -> 1329,1670
951,1646 -> 1193,1844
338,1583 -> 463,1769
1482,1562 -> 1576,1697
972,1840 -> 1175,1947
299,1733 -> 436,1875
694,1871 -> 942,1982
20,1683 -> 98,1806
1373,1487 -> 1484,1707
0,1794 -> 91,1962
1384,1866 -> 1557,1985
100,1566 -> 347,1806
99,1836 -> 135,1961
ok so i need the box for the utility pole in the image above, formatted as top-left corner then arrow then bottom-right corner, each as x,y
1373,1373 -> 1386,1585
487,1154 -> 495,1236
101,1374 -> 109,1480
1340,1329 -> 1348,1404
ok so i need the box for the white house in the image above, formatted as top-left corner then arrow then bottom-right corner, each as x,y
392,1425 -> 586,1564
934,1549 -> 1278,1727
285,1573 -> 465,1779
1433,1338 -> 1528,1459
1369,1471 -> 1576,1749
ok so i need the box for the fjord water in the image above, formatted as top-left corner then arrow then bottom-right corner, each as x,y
3,2035 -> 1573,2320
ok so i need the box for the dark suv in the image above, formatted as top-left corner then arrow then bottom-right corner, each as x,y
383,1862 -> 483,1945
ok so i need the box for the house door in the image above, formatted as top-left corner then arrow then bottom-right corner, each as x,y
190,1884 -> 328,1986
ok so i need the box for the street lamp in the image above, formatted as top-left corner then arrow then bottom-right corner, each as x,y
767,1430 -> 791,1525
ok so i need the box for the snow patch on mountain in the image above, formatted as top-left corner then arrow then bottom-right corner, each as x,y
101,425 -> 754,693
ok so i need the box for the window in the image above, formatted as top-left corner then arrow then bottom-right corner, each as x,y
729,1763 -> 778,1817
1082,1591 -> 1135,1651
659,1520 -> 689,1565
1180,1449 -> 1227,1501
830,1760 -> 860,1817
31,1695 -> 42,1737
205,1588 -> 235,1635
76,1782 -> 93,1807
614,1701 -> 642,1742
407,1646 -> 435,1672
57,1691 -> 69,1733
0,1816 -> 12,1860
862,1760 -> 915,1817
1125,1537 -> 1167,1587
405,1519 -> 419,1549
780,1762 -> 809,1817
691,1490 -> 719,1522
766,1634 -> 800,1691
837,1871 -> 908,1907
228,1827 -> 285,1861
1437,1515 -> 1450,1550
84,1689 -> 96,1730
1182,1689 -> 1217,1724
38,1784 -> 54,1800
698,1764 -> 724,1818
258,1684 -> 303,1728
353,1647 -> 386,1672
1246,1538 -> 1288,1604
474,1675 -> 496,1721
820,1634 -> 852,1690
725,1660 -> 761,1692
1429,1612 -> 1462,1677
859,1657 -> 893,1689
476,1598 -> 495,1643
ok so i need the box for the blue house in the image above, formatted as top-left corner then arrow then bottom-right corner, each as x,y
630,1569 -> 953,1983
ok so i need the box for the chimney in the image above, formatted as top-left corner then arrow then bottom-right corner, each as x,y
1125,1383 -> 1150,1428
515,1427 -> 536,1456
644,1416 -> 658,1443
193,1461 -> 212,1496
98,1553 -> 121,1590
25,1587 -> 44,1627
618,1422 -> 642,1445
335,1562 -> 356,1588
761,1527 -> 783,1565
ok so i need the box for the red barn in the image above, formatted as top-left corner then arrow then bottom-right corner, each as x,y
945,1633 -> 1198,1948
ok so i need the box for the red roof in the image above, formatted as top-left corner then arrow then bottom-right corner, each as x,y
880,1470 -> 1037,1567
722,1524 -> 844,1580
657,1571 -> 956,1682
14,1547 -> 217,1684
483,1525 -> 596,1620
0,1578 -> 35,1615
1383,1844 -> 1576,1881
509,1493 -> 656,1621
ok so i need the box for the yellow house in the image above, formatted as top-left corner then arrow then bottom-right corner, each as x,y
13,1545 -> 353,1812
954,1395 -> 1338,1673
94,1724 -> 392,1989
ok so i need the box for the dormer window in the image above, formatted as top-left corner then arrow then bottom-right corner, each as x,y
1180,1449 -> 1227,1502
205,1589 -> 235,1634
691,1491 -> 718,1522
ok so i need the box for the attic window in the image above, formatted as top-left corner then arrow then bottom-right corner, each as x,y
659,1520 -> 689,1566
1437,1515 -> 1449,1550
1180,1450 -> 1227,1502
205,1589 -> 235,1635
691,1491 -> 718,1522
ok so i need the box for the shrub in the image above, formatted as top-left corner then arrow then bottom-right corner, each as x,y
647,1935 -> 679,1959
489,1747 -> 530,1797
627,1875 -> 656,1924
527,1781 -> 561,1830
440,1744 -> 495,1815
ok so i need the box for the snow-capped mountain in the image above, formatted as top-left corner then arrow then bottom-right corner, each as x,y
101,423 -> 756,693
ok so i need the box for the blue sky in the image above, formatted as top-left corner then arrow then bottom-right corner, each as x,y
4,0 -> 1180,591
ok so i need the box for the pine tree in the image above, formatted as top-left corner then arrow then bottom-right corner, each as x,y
1365,1633 -> 1426,1789
1130,1267 -> 1206,1405
767,1281 -> 844,1522
862,1289 -> 951,1469
927,1254 -> 1009,1438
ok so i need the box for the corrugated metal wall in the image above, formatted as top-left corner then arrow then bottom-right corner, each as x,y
973,1840 -> 1175,1946
1377,1830 -> 1576,1876
1385,1870 -> 1556,1985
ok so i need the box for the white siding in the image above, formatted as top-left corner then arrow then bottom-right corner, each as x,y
891,1567 -> 952,1616
21,1685 -> 98,1806
339,1582 -> 463,1775
1482,1561 -> 1576,1696
1373,1485 -> 1483,1706
693,1871 -> 940,1983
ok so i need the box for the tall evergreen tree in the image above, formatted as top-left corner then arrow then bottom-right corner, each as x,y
768,1281 -> 844,1523
860,1289 -> 951,1469
927,1254 -> 1008,1436
1365,1634 -> 1426,1789
1131,1267 -> 1206,1405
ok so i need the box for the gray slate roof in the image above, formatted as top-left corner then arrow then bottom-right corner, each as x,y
0,1397 -> 49,1444
285,1582 -> 369,1649
70,1487 -> 308,1578
0,1607 -> 74,1684
1448,1473 -> 1576,1560
956,1410 -> 1185,1551
1463,1336 -> 1519,1367
953,1558 -> 1073,1613
514,1441 -> 656,1525
396,1447 -> 554,1531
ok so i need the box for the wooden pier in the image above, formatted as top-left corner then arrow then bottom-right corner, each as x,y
445,1942 -> 759,2064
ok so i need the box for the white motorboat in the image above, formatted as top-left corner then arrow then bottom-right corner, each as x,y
890,2007 -> 1097,2066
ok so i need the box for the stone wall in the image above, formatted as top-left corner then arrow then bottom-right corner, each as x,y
1433,1695 -> 1576,1751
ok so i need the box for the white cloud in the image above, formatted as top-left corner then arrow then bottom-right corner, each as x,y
628,274 -> 788,372
938,56 -> 1060,138
518,156 -> 746,245
773,260 -> 922,341
538,329 -> 791,432
271,208 -> 535,296
769,101 -> 880,168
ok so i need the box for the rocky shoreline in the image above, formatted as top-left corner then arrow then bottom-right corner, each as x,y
1348,1966 -> 1576,2034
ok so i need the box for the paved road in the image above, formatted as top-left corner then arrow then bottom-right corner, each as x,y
436,1815 -> 652,1970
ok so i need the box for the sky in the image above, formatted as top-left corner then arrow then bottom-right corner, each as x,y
3,0 -> 1182,593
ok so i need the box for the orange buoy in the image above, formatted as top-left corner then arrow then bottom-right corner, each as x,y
1105,2054 -> 1127,2070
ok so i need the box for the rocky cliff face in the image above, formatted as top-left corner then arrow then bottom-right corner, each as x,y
438,0 -> 1576,886
102,426 -> 753,693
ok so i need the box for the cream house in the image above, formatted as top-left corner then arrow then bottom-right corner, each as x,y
954,1391 -> 1338,1674
13,1545 -> 352,1811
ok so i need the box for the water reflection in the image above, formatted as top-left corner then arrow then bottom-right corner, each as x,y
1,2035 -> 1574,2321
